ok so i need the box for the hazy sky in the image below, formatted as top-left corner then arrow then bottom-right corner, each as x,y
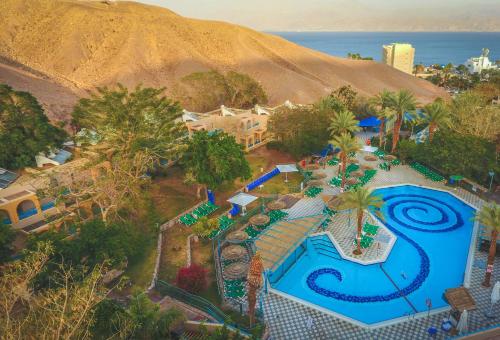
136,0 -> 500,31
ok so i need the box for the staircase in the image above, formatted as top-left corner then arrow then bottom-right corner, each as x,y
310,235 -> 343,260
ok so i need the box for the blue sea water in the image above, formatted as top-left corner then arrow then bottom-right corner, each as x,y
269,185 -> 475,325
271,32 -> 500,66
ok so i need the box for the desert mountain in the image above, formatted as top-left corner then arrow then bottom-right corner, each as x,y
0,0 -> 447,119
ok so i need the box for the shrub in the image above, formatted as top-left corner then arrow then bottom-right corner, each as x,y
176,264 -> 208,293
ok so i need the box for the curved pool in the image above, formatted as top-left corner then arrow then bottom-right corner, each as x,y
269,185 -> 476,325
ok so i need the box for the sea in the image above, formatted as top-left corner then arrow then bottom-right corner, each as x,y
271,32 -> 500,66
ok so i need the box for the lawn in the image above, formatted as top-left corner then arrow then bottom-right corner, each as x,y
125,238 -> 157,289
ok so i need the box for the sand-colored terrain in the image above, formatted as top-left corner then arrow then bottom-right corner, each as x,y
0,0 -> 447,119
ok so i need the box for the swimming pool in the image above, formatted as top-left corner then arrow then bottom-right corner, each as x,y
269,185 -> 476,326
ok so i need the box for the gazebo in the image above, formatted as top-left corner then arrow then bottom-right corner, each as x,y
228,192 -> 258,216
276,164 -> 299,183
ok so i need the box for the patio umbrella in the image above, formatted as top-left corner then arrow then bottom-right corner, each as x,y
226,230 -> 248,243
384,155 -> 397,161
487,281 -> 500,317
351,170 -> 364,178
456,309 -> 469,334
221,245 -> 247,260
364,155 -> 377,162
223,262 -> 249,280
349,158 -> 359,164
267,200 -> 286,211
249,214 -> 270,227
327,196 -> 345,210
361,164 -> 373,170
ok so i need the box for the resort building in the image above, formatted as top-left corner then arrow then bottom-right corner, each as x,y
35,148 -> 72,168
382,43 -> 415,74
465,48 -> 498,74
183,102 -> 296,151
0,184 -> 58,233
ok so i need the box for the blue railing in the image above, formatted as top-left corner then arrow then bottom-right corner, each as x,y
41,201 -> 55,211
18,208 -> 38,220
2,217 -> 12,225
246,168 -> 280,191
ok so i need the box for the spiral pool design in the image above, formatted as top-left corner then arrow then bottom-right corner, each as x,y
270,185 -> 476,325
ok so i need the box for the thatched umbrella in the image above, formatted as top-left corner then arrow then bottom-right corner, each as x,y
225,230 -> 248,243
349,158 -> 359,164
351,170 -> 364,178
221,245 -> 247,260
313,172 -> 327,179
347,178 -> 358,185
247,253 -> 264,327
223,262 -> 249,280
267,200 -> 286,211
361,164 -> 373,171
249,214 -> 270,227
384,155 -> 397,161
327,195 -> 345,210
307,180 -> 323,187
364,155 -> 377,161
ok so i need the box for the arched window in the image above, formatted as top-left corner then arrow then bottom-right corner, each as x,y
0,209 -> 11,224
17,200 -> 37,220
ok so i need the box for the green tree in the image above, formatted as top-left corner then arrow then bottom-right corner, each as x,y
449,91 -> 499,140
192,216 -> 219,238
341,188 -> 383,255
183,131 -> 251,197
315,96 -> 346,116
267,106 -> 330,158
328,110 -> 360,137
387,89 -> 418,152
0,84 -> 67,169
330,85 -> 358,112
369,90 -> 396,148
421,98 -> 452,142
475,204 -> 500,287
174,70 -> 267,111
127,291 -> 183,339
332,133 -> 359,190
0,222 -> 15,264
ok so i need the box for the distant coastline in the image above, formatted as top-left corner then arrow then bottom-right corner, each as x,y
271,31 -> 500,66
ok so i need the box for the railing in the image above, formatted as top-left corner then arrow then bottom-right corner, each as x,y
155,280 -> 256,336
41,201 -> 56,211
18,208 -> 38,220
2,218 -> 12,225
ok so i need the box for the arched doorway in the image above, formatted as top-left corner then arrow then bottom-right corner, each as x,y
0,209 -> 11,225
17,200 -> 38,220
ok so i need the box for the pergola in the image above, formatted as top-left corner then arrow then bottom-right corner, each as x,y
255,214 -> 326,270
276,164 -> 299,183
227,192 -> 258,216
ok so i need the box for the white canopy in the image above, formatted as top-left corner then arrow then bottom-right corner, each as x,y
276,164 -> 298,173
227,192 -> 258,207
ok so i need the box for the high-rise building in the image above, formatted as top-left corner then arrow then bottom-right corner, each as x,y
382,43 -> 415,74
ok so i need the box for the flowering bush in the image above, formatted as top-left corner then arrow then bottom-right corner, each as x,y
176,264 -> 208,293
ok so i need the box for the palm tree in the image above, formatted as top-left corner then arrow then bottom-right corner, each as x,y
332,133 -> 359,190
387,89 -> 418,153
328,110 -> 360,137
341,188 -> 383,255
375,107 -> 396,149
421,98 -> 452,142
475,203 -> 500,287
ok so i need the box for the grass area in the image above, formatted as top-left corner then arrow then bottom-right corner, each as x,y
125,238 -> 157,289
251,172 -> 303,195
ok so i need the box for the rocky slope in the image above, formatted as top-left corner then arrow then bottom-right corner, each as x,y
0,0 -> 447,118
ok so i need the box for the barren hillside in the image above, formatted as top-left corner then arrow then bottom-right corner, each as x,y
0,0 -> 447,117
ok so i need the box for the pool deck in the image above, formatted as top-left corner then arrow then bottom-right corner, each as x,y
260,151 -> 498,339
317,209 -> 397,265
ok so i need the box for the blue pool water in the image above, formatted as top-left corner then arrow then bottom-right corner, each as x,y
269,185 -> 475,325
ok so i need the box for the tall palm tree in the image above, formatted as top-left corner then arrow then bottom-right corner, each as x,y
341,188 -> 383,255
421,98 -> 452,142
375,107 -> 397,149
387,90 -> 418,153
332,133 -> 359,190
247,253 -> 264,327
475,203 -> 500,287
328,110 -> 360,137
